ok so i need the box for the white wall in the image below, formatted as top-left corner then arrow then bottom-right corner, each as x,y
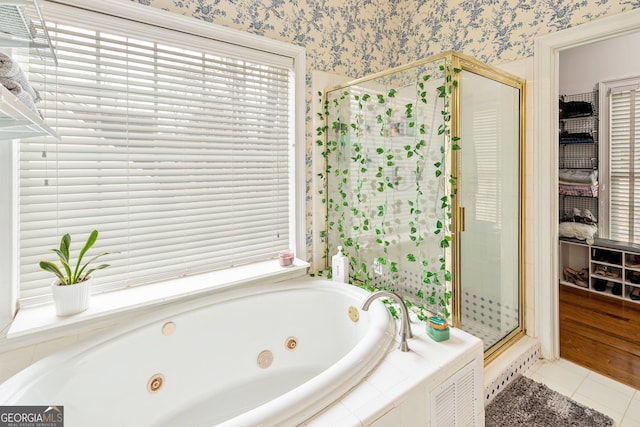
0,140 -> 18,332
559,31 -> 640,94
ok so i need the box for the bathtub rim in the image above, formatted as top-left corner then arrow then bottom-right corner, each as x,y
216,281 -> 396,427
0,277 -> 397,426
5,258 -> 310,346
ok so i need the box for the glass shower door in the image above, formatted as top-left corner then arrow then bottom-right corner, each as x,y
458,69 -> 523,354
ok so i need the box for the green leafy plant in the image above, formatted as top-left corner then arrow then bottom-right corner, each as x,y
39,230 -> 111,285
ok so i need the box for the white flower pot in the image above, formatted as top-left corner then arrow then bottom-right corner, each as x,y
51,276 -> 92,316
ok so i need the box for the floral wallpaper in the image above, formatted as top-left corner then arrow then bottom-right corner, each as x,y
132,0 -> 400,77
134,0 -> 640,74
131,0 -> 639,264
393,0 -> 640,66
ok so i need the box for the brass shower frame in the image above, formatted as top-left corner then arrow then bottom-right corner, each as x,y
449,54 -> 527,363
322,51 -> 526,361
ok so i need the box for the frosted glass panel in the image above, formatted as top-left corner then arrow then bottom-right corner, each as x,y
459,71 -> 521,350
324,59 -> 453,317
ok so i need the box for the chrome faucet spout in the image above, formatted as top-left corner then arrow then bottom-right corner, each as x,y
361,290 -> 413,352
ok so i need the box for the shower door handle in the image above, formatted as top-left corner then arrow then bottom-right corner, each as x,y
457,206 -> 465,233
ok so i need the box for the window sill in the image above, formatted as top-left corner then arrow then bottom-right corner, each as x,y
6,259 -> 309,341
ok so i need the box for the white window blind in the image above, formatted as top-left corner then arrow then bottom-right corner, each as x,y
20,5 -> 294,303
472,107 -> 501,224
608,86 -> 640,243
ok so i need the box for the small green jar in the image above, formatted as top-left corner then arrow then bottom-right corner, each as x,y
426,316 -> 450,342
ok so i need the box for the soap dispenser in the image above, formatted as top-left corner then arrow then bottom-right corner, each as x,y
332,246 -> 349,283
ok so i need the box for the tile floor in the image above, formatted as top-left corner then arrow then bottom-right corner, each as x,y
525,358 -> 640,427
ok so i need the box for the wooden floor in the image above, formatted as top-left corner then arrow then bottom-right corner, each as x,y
560,284 -> 640,389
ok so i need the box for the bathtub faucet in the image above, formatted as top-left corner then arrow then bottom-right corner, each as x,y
361,291 -> 413,352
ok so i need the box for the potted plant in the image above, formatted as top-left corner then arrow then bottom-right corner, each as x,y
39,230 -> 110,316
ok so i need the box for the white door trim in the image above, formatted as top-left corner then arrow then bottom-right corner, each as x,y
533,8 -> 640,360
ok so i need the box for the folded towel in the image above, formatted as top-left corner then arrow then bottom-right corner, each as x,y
558,183 -> 598,197
559,131 -> 594,144
0,52 -> 40,102
559,168 -> 598,185
559,221 -> 597,245
0,77 -> 39,115
0,52 -> 20,77
0,76 -> 21,94
559,100 -> 593,118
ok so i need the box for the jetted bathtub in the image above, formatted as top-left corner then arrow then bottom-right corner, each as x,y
0,277 -> 396,426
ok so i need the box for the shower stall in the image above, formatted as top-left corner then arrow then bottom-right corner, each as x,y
321,51 -> 525,359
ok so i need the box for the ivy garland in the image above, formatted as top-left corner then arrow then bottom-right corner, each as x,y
316,63 -> 461,321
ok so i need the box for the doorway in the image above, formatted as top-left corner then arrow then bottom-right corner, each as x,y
556,31 -> 640,388
534,8 -> 640,361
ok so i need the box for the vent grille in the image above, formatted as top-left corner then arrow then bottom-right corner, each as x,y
431,362 -> 478,427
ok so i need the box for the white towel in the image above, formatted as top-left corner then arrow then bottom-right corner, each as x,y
0,77 -> 39,115
0,52 -> 40,102
0,52 -> 20,77
558,168 -> 598,185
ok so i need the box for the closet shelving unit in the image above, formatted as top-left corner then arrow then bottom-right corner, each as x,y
558,90 -> 599,222
0,0 -> 57,140
560,238 -> 640,303
558,89 -> 640,302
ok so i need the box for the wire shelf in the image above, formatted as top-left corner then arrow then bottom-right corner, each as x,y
559,90 -> 599,118
0,0 -> 57,64
560,142 -> 598,169
559,195 -> 599,223
558,89 -> 599,225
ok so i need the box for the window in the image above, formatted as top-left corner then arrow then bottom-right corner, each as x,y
19,2 -> 303,304
600,77 -> 640,244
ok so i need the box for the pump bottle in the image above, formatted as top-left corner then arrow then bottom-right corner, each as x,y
332,246 -> 349,283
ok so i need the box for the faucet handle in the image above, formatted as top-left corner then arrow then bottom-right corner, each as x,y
361,290 -> 412,351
